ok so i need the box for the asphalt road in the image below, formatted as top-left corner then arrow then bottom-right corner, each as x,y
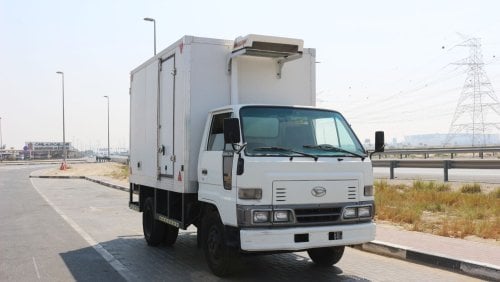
0,165 -> 481,281
374,167 -> 500,183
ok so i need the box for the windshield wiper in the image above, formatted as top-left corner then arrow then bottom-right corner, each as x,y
303,144 -> 366,160
253,146 -> 318,161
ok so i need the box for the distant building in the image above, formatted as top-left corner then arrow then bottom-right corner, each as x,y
24,141 -> 80,159
403,134 -> 500,147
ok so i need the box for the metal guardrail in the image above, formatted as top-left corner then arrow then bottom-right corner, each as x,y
372,159 -> 500,181
373,146 -> 500,159
95,155 -> 129,165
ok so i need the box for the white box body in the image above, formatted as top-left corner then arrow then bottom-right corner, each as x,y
129,35 -> 316,194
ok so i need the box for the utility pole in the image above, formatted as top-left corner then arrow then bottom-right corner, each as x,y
444,38 -> 500,146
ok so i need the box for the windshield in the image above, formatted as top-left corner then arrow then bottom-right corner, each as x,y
240,106 -> 366,158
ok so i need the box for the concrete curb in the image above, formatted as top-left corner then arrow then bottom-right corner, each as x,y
85,177 -> 129,193
353,241 -> 500,281
30,174 -> 500,280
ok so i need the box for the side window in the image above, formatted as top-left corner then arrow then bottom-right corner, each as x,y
335,116 -> 360,151
207,112 -> 232,151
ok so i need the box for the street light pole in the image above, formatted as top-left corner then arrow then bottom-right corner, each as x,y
56,71 -> 67,169
103,96 -> 110,158
143,17 -> 156,55
0,117 -> 3,149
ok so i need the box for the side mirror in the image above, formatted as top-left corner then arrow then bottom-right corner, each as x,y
223,118 -> 241,144
374,131 -> 385,152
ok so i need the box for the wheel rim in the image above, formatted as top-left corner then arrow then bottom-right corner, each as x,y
207,226 -> 223,263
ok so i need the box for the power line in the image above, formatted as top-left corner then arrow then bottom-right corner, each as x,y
444,38 -> 500,146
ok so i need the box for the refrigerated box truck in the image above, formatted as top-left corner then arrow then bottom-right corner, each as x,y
128,34 -> 385,276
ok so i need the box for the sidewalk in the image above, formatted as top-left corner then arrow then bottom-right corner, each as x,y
361,223 -> 500,280
30,172 -> 500,280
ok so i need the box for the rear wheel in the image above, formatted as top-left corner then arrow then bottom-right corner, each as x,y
142,197 -> 165,246
203,211 -> 239,277
163,224 -> 179,246
307,246 -> 345,266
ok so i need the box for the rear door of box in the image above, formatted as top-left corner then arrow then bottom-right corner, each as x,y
159,55 -> 175,179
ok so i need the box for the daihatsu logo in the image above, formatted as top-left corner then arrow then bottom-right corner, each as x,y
311,186 -> 327,197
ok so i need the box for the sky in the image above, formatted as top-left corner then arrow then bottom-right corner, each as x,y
1,0 -> 500,150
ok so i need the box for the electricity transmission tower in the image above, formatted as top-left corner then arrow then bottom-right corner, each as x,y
444,38 -> 500,146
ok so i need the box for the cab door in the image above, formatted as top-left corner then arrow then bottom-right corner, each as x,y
198,112 -> 237,225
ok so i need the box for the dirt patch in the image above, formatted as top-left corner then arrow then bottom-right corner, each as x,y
36,162 -> 129,186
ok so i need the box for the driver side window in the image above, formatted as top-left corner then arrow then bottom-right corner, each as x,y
207,112 -> 232,151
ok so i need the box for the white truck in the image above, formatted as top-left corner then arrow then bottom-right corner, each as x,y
128,34 -> 385,276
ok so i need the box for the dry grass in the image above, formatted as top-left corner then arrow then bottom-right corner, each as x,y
108,164 -> 129,180
492,188 -> 500,198
375,180 -> 500,240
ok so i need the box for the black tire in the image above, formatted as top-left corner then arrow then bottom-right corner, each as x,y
203,211 -> 239,277
307,246 -> 345,266
142,197 -> 165,246
163,224 -> 179,246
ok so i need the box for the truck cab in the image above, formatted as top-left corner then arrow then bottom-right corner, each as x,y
197,104 -> 378,273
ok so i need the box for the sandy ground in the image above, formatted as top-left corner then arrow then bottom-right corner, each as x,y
36,162 -> 129,186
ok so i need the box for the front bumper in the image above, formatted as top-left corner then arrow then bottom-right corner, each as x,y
240,222 -> 375,252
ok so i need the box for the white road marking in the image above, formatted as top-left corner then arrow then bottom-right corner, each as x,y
32,256 -> 41,279
30,179 -> 136,281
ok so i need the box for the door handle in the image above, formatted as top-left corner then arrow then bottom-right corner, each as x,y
159,145 -> 165,155
201,169 -> 208,175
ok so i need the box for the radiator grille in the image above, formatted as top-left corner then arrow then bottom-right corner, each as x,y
294,207 -> 342,223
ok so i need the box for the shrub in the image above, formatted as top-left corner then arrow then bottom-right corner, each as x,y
412,180 -> 450,192
460,183 -> 481,194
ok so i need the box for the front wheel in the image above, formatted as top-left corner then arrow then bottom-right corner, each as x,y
307,246 -> 345,266
203,212 -> 239,277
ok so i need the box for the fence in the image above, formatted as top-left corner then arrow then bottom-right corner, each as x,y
373,146 -> 500,159
372,159 -> 500,181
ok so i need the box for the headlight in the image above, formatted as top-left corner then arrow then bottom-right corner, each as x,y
253,211 -> 270,223
364,185 -> 374,196
343,207 -> 357,219
273,210 -> 290,222
239,188 -> 262,200
358,206 -> 372,217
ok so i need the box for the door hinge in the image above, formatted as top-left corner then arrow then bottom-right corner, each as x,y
171,68 -> 177,76
170,155 -> 176,162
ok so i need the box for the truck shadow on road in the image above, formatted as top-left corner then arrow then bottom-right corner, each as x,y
60,231 -> 368,282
